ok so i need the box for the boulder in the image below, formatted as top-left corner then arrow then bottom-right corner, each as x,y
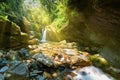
0,19 -> 29,49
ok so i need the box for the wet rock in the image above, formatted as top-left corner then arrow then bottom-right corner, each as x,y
8,61 -> 27,75
27,70 -> 43,79
36,75 -> 45,80
0,58 -> 8,67
0,74 -> 5,80
0,66 -> 9,73
5,61 -> 27,80
18,48 -> 30,60
0,66 -> 9,80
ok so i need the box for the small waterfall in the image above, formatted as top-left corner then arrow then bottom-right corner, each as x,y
40,27 -> 47,43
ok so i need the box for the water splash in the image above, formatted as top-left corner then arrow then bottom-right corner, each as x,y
70,66 -> 115,80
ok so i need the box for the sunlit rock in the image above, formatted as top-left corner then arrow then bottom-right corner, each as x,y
29,41 -> 92,68
32,53 -> 54,67
59,40 -> 67,44
67,42 -> 77,49
64,49 -> 78,55
28,38 -> 39,45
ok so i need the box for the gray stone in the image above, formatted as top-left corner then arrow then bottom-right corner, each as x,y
32,53 -> 54,67
0,66 -> 9,73
8,61 -> 28,75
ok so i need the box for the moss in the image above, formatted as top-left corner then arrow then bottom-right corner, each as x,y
0,15 -> 8,20
90,54 -> 111,68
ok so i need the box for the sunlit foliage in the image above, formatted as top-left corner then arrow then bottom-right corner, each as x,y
0,0 -> 24,29
24,0 -> 69,31
0,0 -> 69,37
20,0 -> 69,38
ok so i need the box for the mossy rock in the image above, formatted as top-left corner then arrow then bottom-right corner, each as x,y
90,54 -> 111,68
0,19 -> 29,49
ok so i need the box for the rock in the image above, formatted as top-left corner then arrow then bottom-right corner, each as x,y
59,40 -> 67,44
27,70 -> 43,79
0,19 -> 20,49
0,19 -> 29,49
90,54 -> 110,68
43,71 -> 52,79
64,49 -> 78,55
67,42 -> 77,49
0,66 -> 9,73
0,58 -> 8,67
20,32 -> 29,44
109,66 -> 120,74
22,17 -> 30,33
29,31 -> 36,39
0,74 -> 5,80
18,48 -> 30,59
70,55 -> 92,67
29,41 -> 92,68
0,51 -> 3,58
28,38 -> 39,45
8,61 -> 27,75
36,75 -> 45,80
8,50 -> 18,60
32,53 -> 54,67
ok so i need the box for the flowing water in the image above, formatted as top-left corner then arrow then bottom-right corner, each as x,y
71,66 -> 115,80
40,27 -> 47,43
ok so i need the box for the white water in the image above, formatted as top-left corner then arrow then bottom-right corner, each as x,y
68,66 -> 115,80
41,27 -> 47,43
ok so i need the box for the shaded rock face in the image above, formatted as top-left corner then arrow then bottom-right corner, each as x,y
61,0 -> 120,68
0,19 -> 29,49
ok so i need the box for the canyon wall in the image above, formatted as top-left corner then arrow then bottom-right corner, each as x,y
61,0 -> 120,68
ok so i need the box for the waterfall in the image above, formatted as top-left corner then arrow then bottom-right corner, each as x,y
40,27 -> 47,43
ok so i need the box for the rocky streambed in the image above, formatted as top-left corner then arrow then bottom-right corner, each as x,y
0,40 -> 118,80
